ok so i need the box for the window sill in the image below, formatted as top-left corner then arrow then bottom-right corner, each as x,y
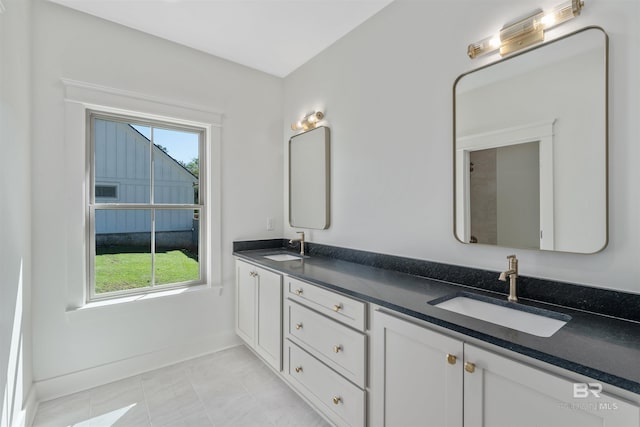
66,284 -> 223,314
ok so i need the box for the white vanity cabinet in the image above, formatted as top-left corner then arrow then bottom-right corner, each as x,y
372,310 -> 640,427
463,344 -> 640,427
283,276 -> 367,427
371,310 -> 463,427
235,259 -> 282,371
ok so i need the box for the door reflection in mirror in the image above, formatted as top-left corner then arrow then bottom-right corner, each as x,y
470,142 -> 540,249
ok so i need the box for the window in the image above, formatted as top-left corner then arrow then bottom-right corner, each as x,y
95,184 -> 118,199
87,111 -> 206,300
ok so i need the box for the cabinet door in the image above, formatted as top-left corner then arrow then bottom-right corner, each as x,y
255,267 -> 282,371
235,260 -> 256,345
371,310 -> 464,427
464,344 -> 640,427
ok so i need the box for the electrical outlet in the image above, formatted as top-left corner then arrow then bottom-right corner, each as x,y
267,217 -> 274,231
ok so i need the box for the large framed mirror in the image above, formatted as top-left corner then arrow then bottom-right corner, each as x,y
289,126 -> 330,229
454,27 -> 608,253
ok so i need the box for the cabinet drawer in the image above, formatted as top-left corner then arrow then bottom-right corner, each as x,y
287,277 -> 366,331
286,300 -> 366,387
285,340 -> 365,427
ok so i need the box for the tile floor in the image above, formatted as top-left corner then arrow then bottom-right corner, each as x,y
33,345 -> 330,427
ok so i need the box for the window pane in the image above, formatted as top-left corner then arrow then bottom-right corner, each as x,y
94,119 -> 150,204
95,209 -> 152,294
153,128 -> 200,204
154,209 -> 200,285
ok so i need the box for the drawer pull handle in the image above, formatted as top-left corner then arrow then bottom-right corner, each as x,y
295,323 -> 303,330
333,345 -> 342,353
446,354 -> 457,365
333,304 -> 343,312
249,271 -> 257,277
464,362 -> 476,374
332,396 -> 342,405
295,366 -> 303,373
294,288 -> 303,295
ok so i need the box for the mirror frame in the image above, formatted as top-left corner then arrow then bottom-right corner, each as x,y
289,126 -> 331,229
452,26 -> 609,253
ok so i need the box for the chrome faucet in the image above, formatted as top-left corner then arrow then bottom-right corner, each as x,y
499,254 -> 519,302
289,231 -> 305,256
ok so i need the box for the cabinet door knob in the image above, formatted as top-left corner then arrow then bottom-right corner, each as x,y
464,362 -> 476,373
333,303 -> 343,312
294,288 -> 303,295
446,354 -> 457,365
332,396 -> 342,405
333,345 -> 342,353
295,366 -> 303,373
295,323 -> 303,330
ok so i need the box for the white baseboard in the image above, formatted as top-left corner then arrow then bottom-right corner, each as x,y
34,331 -> 241,403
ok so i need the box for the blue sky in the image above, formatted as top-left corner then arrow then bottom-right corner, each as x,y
132,125 -> 199,164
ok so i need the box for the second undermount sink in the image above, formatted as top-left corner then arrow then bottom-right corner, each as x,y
263,253 -> 304,261
429,293 -> 571,337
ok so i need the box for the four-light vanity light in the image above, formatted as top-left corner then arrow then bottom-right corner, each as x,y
468,0 -> 584,59
291,111 -> 324,132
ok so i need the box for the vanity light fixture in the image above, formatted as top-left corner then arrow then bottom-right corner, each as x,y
467,0 -> 584,59
291,111 -> 325,132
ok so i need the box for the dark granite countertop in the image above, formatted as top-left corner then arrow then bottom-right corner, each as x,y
234,246 -> 640,395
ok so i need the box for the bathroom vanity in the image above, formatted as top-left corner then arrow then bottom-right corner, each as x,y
234,241 -> 640,427
231,16 -> 631,427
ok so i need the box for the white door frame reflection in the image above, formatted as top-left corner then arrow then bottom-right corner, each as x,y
456,120 -> 555,250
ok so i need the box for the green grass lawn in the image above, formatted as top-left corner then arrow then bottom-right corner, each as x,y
95,249 -> 199,294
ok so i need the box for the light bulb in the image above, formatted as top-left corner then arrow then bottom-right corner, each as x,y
468,34 -> 501,58
539,0 -> 584,30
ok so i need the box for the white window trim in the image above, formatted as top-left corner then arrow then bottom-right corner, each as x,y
62,78 -> 222,308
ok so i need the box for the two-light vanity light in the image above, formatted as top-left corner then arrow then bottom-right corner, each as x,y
468,0 -> 584,59
291,111 -> 324,132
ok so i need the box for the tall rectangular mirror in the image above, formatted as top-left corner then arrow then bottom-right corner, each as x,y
289,126 -> 330,229
454,27 -> 608,253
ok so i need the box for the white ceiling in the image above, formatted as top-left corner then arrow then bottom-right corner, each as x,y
48,0 -> 394,77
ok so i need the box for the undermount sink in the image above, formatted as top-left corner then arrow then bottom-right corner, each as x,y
429,293 -> 571,337
263,253 -> 304,261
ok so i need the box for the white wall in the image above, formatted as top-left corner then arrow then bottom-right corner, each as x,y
283,0 -> 640,292
31,0 -> 283,397
0,0 -> 34,424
